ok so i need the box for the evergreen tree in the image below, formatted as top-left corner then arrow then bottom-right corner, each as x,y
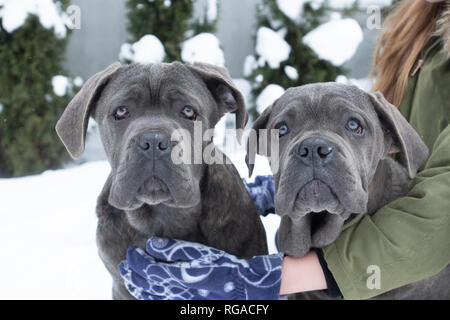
0,0 -> 76,177
125,0 -> 218,62
246,0 -> 357,119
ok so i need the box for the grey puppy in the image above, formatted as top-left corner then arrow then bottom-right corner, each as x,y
56,62 -> 267,300
247,82 -> 450,299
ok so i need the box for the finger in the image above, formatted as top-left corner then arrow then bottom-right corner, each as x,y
120,260 -> 192,300
119,260 -> 152,292
125,246 -> 157,280
146,237 -> 224,263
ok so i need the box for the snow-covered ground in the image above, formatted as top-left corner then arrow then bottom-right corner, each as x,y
0,162 -> 111,299
0,146 -> 279,299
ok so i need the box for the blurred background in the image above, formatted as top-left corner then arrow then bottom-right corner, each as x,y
0,0 -> 393,299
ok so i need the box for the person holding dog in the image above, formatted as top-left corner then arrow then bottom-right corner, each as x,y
119,0 -> 450,300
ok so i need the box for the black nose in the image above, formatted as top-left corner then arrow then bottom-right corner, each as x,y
296,137 -> 333,166
137,132 -> 171,158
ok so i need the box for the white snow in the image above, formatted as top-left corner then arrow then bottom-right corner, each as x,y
73,76 -> 84,87
0,0 -> 68,38
119,43 -> 134,61
310,0 -> 324,10
119,34 -> 166,64
181,33 -> 225,66
52,75 -> 70,97
303,18 -> 363,66
243,55 -> 258,77
0,162 -> 112,299
276,27 -> 288,39
225,148 -> 280,254
256,27 -> 291,69
276,0 -> 362,21
255,74 -> 264,84
261,214 -> 281,254
284,65 -> 299,81
232,78 -> 252,106
256,84 -> 286,114
207,0 -> 218,23
257,56 -> 266,68
276,0 -> 306,22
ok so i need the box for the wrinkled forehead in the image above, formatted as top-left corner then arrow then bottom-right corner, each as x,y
100,63 -> 210,104
273,83 -> 377,121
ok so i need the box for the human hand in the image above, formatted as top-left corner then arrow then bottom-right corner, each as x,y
119,237 -> 283,300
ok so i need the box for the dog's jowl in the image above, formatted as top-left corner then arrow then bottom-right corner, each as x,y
56,62 -> 268,300
248,82 -> 450,299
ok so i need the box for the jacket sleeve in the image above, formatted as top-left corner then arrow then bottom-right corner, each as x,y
321,124 -> 450,300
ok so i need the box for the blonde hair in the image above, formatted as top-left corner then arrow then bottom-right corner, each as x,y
371,0 -> 444,107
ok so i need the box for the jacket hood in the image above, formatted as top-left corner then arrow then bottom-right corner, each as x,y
435,1 -> 450,56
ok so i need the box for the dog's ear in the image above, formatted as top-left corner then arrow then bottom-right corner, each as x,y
186,62 -> 248,142
369,91 -> 429,178
245,103 -> 274,178
55,62 -> 122,159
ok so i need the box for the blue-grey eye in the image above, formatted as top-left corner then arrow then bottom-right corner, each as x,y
278,123 -> 289,137
113,106 -> 129,120
181,105 -> 197,120
346,119 -> 364,135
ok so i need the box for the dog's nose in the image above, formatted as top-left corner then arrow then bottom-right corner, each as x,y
137,132 -> 171,158
296,137 -> 333,166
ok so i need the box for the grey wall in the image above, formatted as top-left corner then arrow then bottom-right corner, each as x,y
342,11 -> 379,79
64,0 -> 129,81
215,0 -> 260,77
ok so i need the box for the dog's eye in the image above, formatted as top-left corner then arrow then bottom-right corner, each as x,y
113,106 -> 130,121
277,123 -> 289,137
346,119 -> 364,135
181,105 -> 197,121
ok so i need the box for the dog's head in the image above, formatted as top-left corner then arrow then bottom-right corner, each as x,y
247,82 -> 428,247
56,62 -> 247,211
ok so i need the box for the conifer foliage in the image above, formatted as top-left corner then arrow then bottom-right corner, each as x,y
245,0 -> 356,118
0,0 -> 76,177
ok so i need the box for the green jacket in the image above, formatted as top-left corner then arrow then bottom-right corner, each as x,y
322,34 -> 450,299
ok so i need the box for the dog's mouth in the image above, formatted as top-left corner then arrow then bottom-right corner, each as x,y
136,176 -> 172,205
309,211 -> 328,235
294,179 -> 342,215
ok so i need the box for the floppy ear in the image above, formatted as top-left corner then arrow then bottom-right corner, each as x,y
55,62 -> 122,159
185,62 -> 248,142
369,91 -> 429,178
245,104 -> 274,178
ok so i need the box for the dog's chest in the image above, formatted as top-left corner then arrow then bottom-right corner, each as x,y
125,204 -> 203,240
96,202 -> 204,277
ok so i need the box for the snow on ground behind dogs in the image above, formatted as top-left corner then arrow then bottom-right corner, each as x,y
0,162 -> 112,299
0,150 -> 278,299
